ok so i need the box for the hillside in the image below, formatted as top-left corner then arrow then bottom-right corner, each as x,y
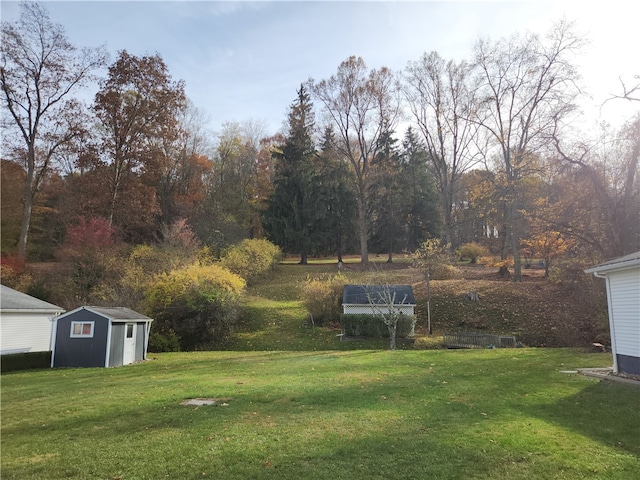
231,260 -> 610,350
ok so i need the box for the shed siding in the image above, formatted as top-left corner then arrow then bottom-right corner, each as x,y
53,310 -> 109,368
609,268 -> 640,358
0,313 -> 54,354
135,323 -> 145,361
109,323 -> 125,367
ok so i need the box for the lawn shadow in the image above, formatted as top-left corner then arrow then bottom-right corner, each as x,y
524,381 -> 640,457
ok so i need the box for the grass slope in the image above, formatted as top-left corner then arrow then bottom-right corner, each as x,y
229,262 -> 608,350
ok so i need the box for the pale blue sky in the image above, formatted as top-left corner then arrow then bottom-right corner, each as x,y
1,1 -> 638,135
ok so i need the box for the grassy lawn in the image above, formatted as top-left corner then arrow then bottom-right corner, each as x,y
3,263 -> 638,479
2,349 -> 639,479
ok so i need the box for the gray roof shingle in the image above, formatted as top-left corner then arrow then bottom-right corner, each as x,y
342,284 -> 416,305
0,285 -> 64,312
84,306 -> 152,321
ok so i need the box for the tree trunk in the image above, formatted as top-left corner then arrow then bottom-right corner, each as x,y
388,322 -> 397,350
356,194 -> 369,264
17,185 -> 33,259
510,200 -> 522,281
17,149 -> 36,259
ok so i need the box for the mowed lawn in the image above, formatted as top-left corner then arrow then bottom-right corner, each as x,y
2,349 -> 639,479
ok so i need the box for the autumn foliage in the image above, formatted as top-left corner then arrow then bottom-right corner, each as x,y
145,263 -> 246,350
62,216 -> 116,252
220,239 -> 281,284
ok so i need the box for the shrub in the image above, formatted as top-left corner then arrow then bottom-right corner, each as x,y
341,314 -> 416,338
429,263 -> 463,280
413,239 -> 459,280
144,263 -> 246,350
412,239 -> 451,267
148,327 -> 181,353
1,352 -> 51,373
456,243 -> 489,264
301,273 -> 345,325
220,239 -> 281,284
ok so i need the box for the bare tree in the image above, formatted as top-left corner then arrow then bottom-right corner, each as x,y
1,1 -> 107,258
404,52 -> 481,249
550,115 -> 640,258
473,20 -> 584,280
606,74 -> 640,103
309,56 -> 401,263
365,285 -> 414,350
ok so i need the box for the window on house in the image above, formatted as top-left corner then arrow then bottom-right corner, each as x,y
126,324 -> 134,338
70,321 -> 94,338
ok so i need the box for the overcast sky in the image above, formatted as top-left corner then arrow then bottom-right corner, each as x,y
1,0 -> 638,135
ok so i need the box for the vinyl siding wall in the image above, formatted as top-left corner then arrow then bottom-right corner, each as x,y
609,267 -> 640,359
0,313 -> 56,354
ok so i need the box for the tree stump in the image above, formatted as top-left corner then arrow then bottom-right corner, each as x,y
498,265 -> 511,278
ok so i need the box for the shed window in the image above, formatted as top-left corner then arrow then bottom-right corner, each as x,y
70,321 -> 94,338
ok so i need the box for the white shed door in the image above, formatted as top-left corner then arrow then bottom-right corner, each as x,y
123,323 -> 136,365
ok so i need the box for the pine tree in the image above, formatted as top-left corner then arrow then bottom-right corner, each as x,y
369,130 -> 406,262
316,126 -> 357,262
400,128 -> 442,250
263,85 -> 319,264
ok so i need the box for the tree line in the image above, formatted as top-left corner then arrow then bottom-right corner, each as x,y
2,3 -> 638,281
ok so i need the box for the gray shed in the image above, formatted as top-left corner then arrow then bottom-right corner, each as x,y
51,306 -> 153,368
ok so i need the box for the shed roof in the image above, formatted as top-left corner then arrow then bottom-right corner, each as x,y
342,284 -> 416,306
58,306 -> 153,322
585,251 -> 640,275
0,285 -> 64,312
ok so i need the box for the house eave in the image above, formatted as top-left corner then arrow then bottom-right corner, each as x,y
1,308 -> 64,315
585,257 -> 640,275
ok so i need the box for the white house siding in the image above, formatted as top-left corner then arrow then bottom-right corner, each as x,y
608,268 -> 640,359
0,312 -> 55,354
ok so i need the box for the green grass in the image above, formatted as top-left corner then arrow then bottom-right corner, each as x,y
2,349 -> 638,479
2,263 -> 638,479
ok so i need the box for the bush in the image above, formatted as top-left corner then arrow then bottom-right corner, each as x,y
341,314 -> 416,338
220,239 -> 281,284
145,263 -> 246,350
429,263 -> 463,280
301,273 -> 345,326
456,243 -> 489,264
1,351 -> 51,373
148,327 -> 181,353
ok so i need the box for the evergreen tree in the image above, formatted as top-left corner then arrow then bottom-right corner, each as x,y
263,85 -> 319,264
400,128 -> 442,250
369,128 -> 442,260
317,126 -> 357,262
369,130 -> 406,262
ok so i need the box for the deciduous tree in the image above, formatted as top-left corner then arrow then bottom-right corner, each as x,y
473,20 -> 584,280
93,51 -> 186,240
310,56 -> 401,263
1,1 -> 106,258
404,52 -> 480,249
